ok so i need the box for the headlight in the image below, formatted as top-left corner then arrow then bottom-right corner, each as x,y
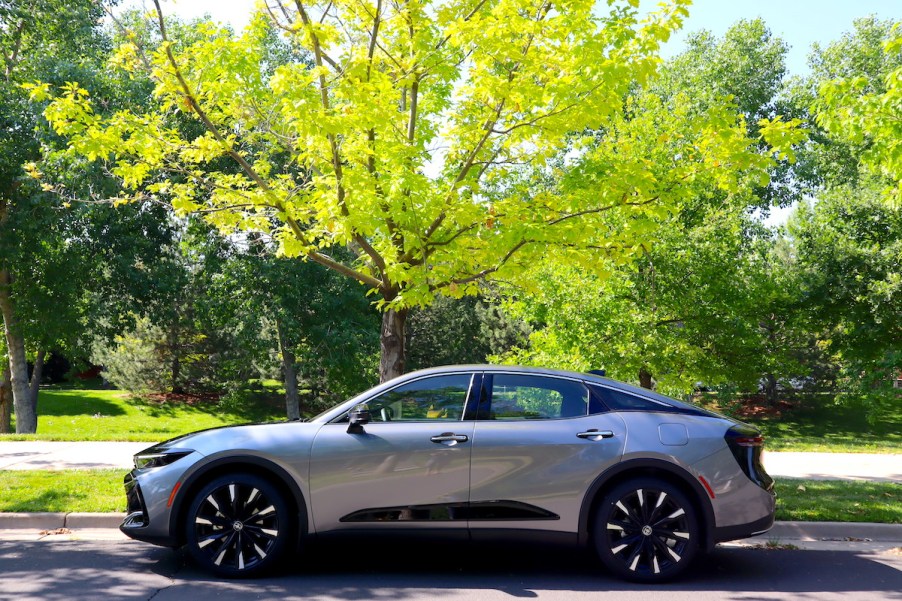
134,450 -> 193,470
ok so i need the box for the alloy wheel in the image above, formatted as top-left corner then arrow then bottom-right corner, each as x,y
595,479 -> 699,582
187,474 -> 289,576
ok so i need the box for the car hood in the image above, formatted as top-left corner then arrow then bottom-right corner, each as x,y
136,421 -> 324,457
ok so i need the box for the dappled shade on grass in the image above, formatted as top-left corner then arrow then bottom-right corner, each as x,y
9,388 -> 285,442
696,393 -> 902,453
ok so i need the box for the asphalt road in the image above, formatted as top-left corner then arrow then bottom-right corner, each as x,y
1,537 -> 899,601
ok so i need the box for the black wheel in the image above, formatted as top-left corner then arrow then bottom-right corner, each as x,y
185,473 -> 292,577
593,478 -> 699,583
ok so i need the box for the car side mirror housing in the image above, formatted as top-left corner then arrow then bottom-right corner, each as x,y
347,403 -> 371,434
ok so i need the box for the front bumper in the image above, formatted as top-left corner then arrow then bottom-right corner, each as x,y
119,470 -> 180,547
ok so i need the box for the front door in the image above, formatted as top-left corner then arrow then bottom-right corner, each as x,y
308,372 -> 477,532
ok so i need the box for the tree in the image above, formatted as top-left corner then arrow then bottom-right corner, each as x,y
406,294 -> 529,370
36,0 -> 800,383
0,0 -> 111,432
812,18 -> 902,205
501,207 -> 808,395
788,186 -> 901,415
496,19 -> 807,394
210,241 -> 379,418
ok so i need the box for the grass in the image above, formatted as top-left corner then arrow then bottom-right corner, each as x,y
758,401 -> 902,453
4,386 -> 900,452
6,387 -> 285,442
0,471 -> 898,524
775,479 -> 901,523
0,470 -> 125,513
696,393 -> 902,453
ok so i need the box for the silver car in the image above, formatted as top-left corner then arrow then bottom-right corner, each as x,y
121,365 -> 775,582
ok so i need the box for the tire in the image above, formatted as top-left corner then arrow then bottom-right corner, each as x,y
185,473 -> 293,577
593,477 -> 700,583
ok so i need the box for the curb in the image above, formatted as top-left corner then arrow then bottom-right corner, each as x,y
0,514 -> 899,542
765,520 -> 902,543
0,512 -> 125,530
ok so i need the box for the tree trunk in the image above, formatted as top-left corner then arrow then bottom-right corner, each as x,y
639,367 -> 654,390
380,308 -> 408,383
0,269 -> 36,433
276,318 -> 301,421
29,348 -> 45,414
763,372 -> 778,406
168,317 -> 183,394
0,364 -> 11,434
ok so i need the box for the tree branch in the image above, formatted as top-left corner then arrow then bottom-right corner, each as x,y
293,0 -> 388,281
3,20 -> 26,82
150,0 -> 382,291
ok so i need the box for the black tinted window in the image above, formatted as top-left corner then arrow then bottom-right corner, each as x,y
589,385 -> 673,413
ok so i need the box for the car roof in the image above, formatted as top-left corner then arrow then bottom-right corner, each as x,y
313,364 -> 714,423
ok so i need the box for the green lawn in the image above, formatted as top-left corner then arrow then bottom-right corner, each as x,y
756,403 -> 902,453
7,388 -> 285,442
697,394 -> 902,453
0,470 -> 124,512
4,387 -> 900,452
1,470 -> 898,524
775,479 -> 901,523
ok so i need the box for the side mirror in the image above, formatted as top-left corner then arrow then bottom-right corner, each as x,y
347,403 -> 371,434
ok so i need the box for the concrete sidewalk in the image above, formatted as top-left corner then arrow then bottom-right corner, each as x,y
763,451 -> 901,483
0,441 -> 900,482
0,441 -> 147,470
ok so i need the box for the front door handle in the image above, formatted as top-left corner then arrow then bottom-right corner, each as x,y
577,429 -> 615,440
431,433 -> 469,444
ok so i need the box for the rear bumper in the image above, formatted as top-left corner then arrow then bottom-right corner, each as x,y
713,505 -> 776,543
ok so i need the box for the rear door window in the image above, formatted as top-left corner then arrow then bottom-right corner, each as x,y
487,374 -> 589,419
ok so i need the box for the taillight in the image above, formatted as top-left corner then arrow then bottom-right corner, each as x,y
725,425 -> 774,491
733,436 -> 764,447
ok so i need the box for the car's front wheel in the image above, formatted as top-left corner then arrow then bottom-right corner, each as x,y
593,477 -> 699,583
185,473 -> 292,577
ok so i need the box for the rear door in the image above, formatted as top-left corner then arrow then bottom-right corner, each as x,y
468,372 -> 626,534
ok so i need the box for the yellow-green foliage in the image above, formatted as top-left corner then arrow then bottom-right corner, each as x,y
36,0 -> 797,311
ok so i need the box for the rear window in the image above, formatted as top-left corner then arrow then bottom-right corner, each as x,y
589,384 -> 674,413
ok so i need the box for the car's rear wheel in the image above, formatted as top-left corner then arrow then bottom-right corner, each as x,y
593,477 -> 699,583
185,473 -> 292,577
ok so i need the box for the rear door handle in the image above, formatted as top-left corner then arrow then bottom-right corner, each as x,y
577,429 -> 615,440
431,433 -> 469,444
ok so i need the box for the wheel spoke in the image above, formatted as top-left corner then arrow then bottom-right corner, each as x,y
248,505 -> 276,522
611,532 -> 642,554
655,527 -> 689,541
653,506 -> 686,529
606,519 -> 638,533
197,530 -> 229,549
625,543 -> 643,572
646,491 -> 667,523
652,534 -> 682,562
212,532 -> 236,566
